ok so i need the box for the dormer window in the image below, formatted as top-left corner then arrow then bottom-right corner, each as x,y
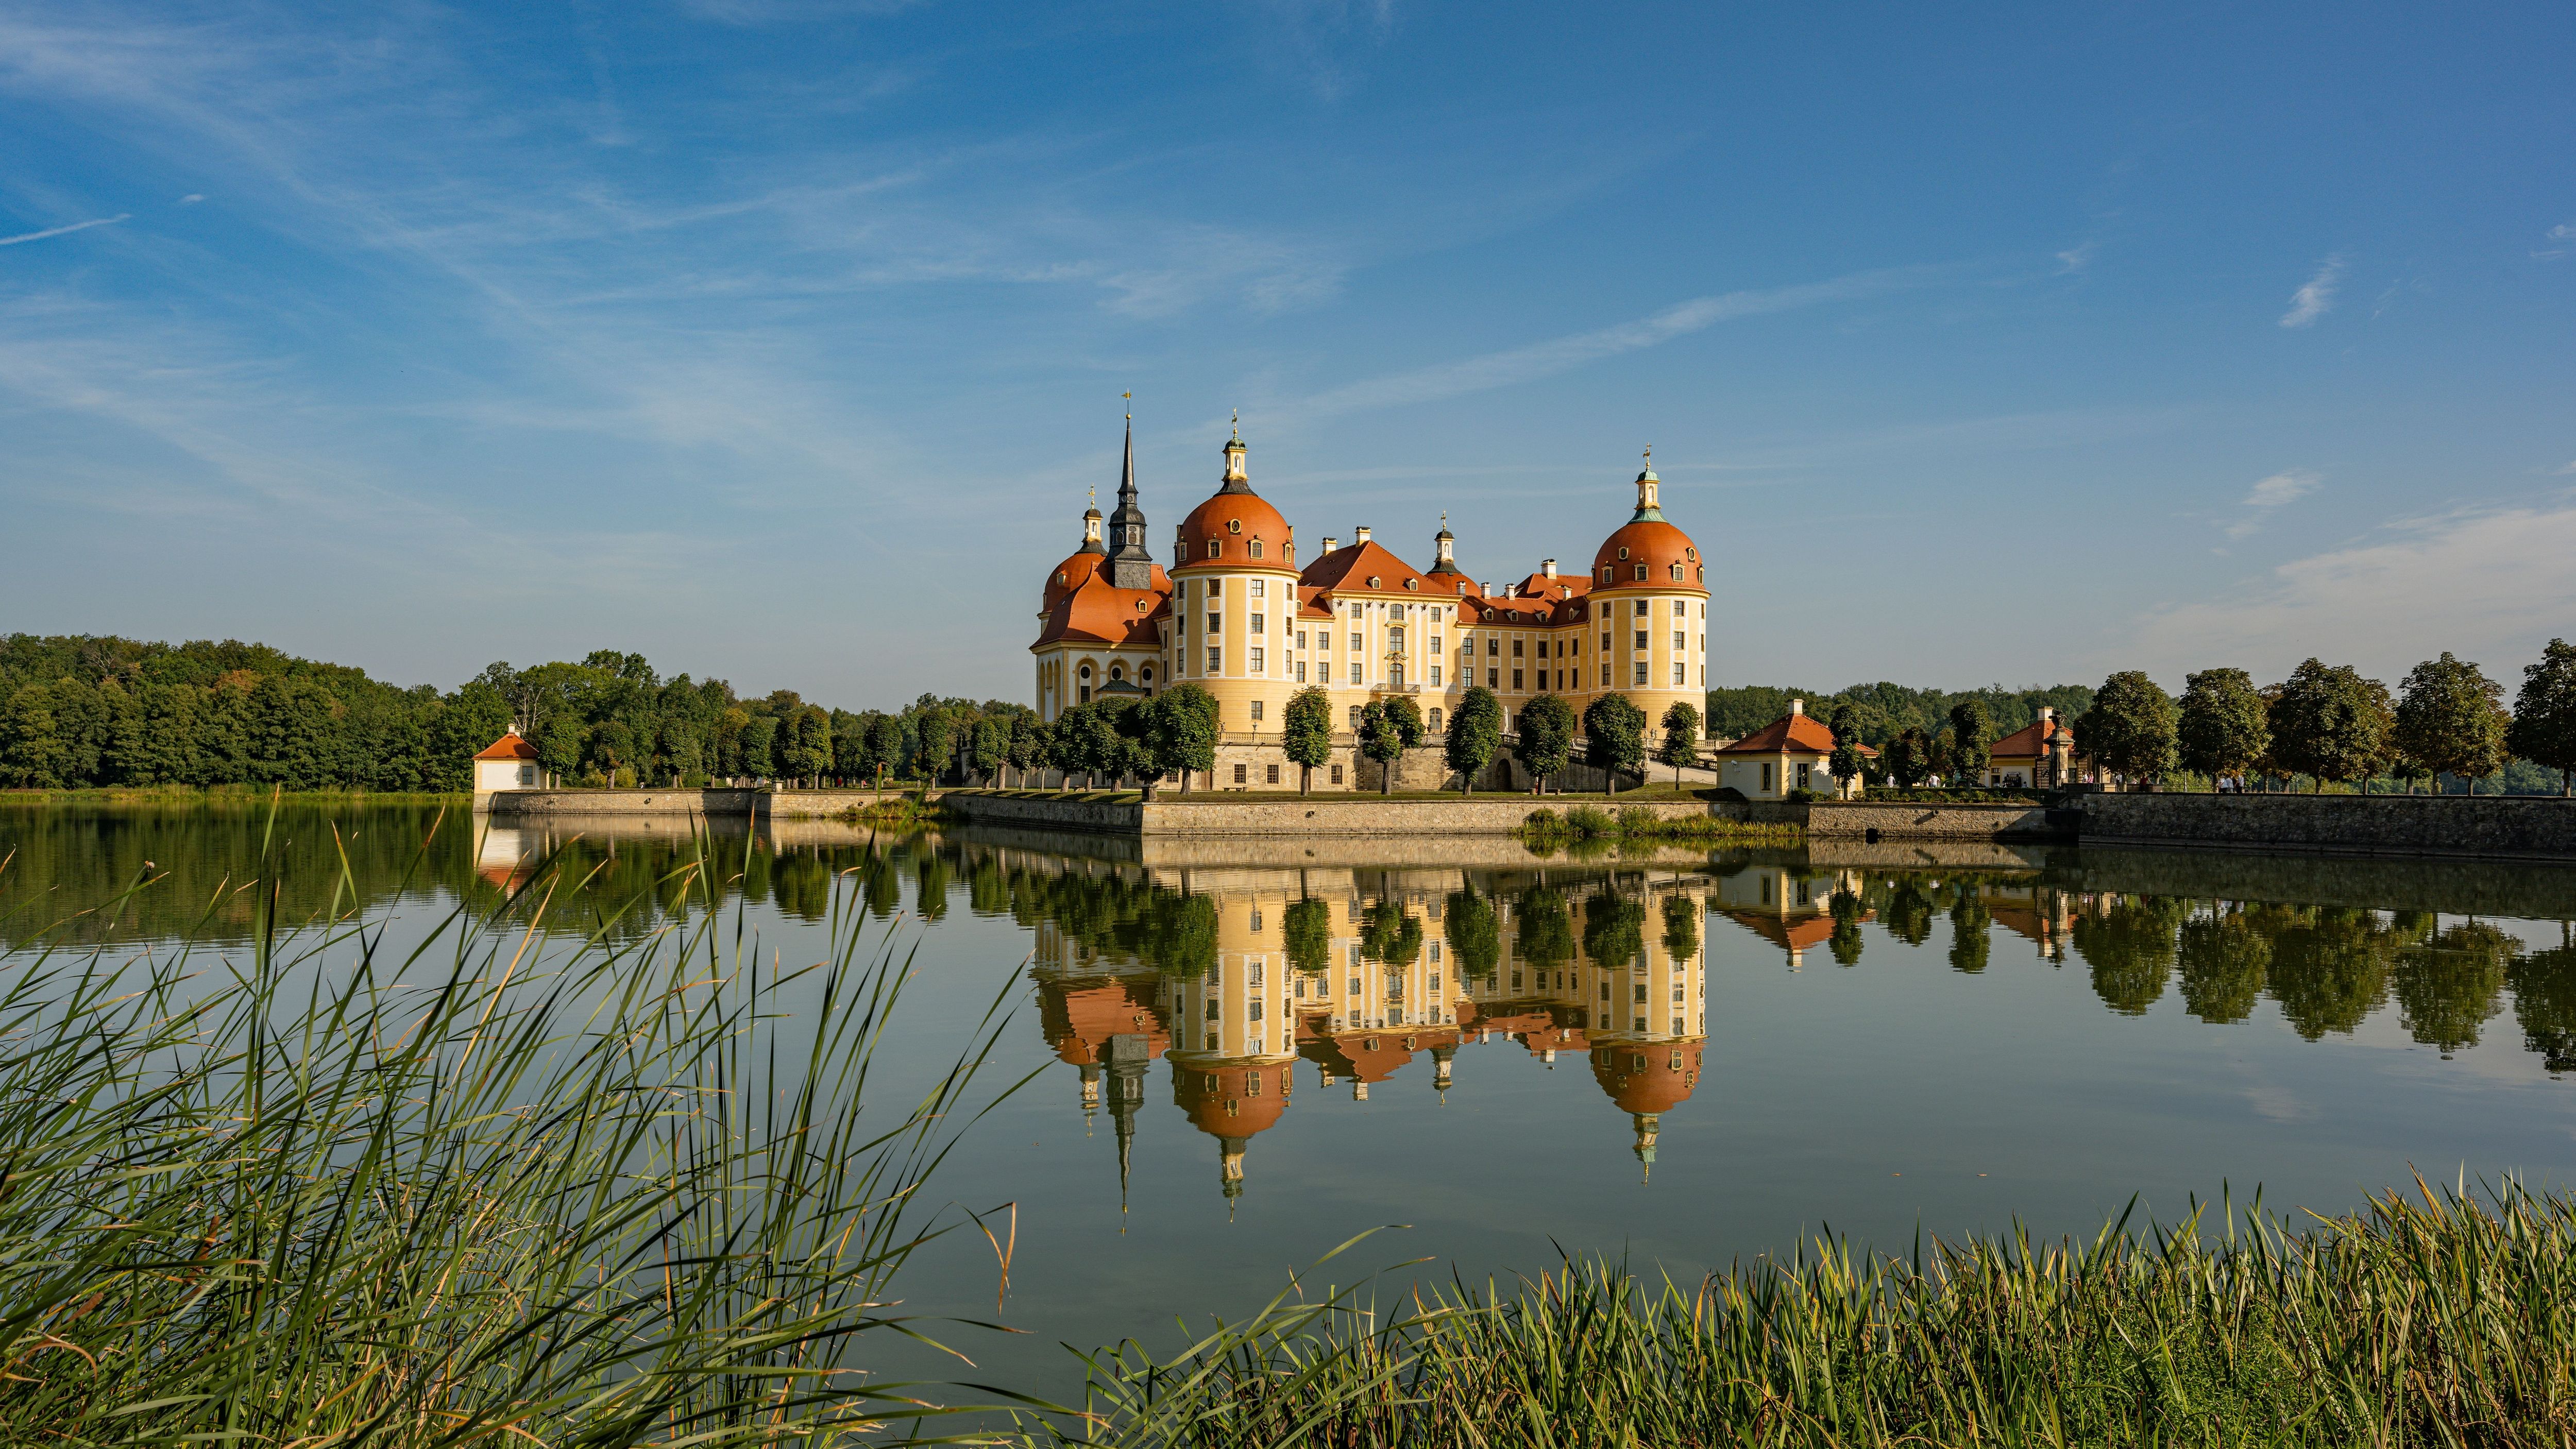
1207,540 -> 1222,558
1634,564 -> 1649,581
1227,519 -> 1242,534
1367,575 -> 1382,589
1669,563 -> 1684,581
1404,578 -> 1418,590
1618,547 -> 1630,560
1599,566 -> 1612,584
1249,538 -> 1264,558
1685,547 -> 1698,561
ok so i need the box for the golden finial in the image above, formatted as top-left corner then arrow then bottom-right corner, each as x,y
1643,445 -> 1652,466
1230,408 -> 1240,442
1123,389 -> 1131,421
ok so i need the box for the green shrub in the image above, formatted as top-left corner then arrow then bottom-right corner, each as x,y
1564,805 -> 1614,838
1522,808 -> 1563,834
1616,806 -> 1659,835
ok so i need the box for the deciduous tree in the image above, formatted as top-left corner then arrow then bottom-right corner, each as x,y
2269,659 -> 2392,793
2177,669 -> 2269,790
2507,638 -> 2576,796
2394,653 -> 2509,793
1656,701 -> 1700,786
1443,686 -> 1502,795
2076,672 -> 2180,788
1581,693 -> 1646,794
1281,686 -> 1333,795
1946,698 -> 1994,789
1514,694 -> 1577,793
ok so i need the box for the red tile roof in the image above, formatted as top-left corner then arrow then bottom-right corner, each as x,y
1032,573 -> 1169,649
1709,712 -> 1842,756
1989,717 -> 2076,759
474,731 -> 539,761
1299,539 -> 1436,596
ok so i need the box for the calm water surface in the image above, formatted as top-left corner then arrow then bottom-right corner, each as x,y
7,801 -> 2576,1395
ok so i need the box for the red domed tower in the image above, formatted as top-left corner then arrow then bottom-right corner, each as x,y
1587,451 -> 1710,729
1166,420 -> 1302,737
1590,1039 -> 1705,1181
1030,411 -> 1174,721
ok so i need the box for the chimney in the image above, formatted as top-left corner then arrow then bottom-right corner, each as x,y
1790,698 -> 1805,715
1354,525 -> 1372,544
1321,536 -> 1338,553
2039,706 -> 2055,724
1541,558 -> 1557,578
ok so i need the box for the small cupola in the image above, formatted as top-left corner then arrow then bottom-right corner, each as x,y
1080,490 -> 1106,554
1429,513 -> 1460,575
1632,446 -> 1664,522
1218,412 -> 1250,495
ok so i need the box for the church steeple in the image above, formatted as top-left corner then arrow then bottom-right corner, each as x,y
1107,398 -> 1156,589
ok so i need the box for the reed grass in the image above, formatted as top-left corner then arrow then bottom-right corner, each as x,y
1520,806 -> 1802,847
1045,1181 -> 2576,1447
0,807 -> 1029,1445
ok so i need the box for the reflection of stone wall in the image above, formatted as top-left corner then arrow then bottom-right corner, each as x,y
479,788 -> 762,817
2080,793 -> 2576,864
1803,802 -> 2062,839
2069,844 -> 2576,918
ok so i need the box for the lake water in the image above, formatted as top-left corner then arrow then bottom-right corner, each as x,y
6,800 -> 2575,1399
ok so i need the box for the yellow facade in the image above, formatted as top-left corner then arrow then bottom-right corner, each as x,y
1030,427 -> 1713,779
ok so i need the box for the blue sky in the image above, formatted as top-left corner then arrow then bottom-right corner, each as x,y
3,1 -> 2570,708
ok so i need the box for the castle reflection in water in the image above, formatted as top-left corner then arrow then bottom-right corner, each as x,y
1023,856 -> 2083,1203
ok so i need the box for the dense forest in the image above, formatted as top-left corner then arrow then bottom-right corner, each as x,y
1702,683 -> 2097,748
0,635 -> 1033,792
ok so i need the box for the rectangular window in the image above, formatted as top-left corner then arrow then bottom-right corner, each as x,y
1600,632 -> 1611,652
1266,763 -> 1280,783
1487,638 -> 1499,656
1634,983 -> 1647,1003
1633,662 -> 1648,685
1633,600 -> 1649,617
1797,763 -> 1811,790
1207,613 -> 1222,634
1673,599 -> 1686,616
1250,699 -> 1264,721
1673,630 -> 1685,651
1209,579 -> 1222,596
1573,636 -> 1582,655
1252,613 -> 1265,634
1698,634 -> 1705,652
1429,665 -> 1442,686
1512,638 -> 1523,657
1672,662 -> 1686,685
1512,669 -> 1524,691
1209,647 -> 1223,673
1297,630 -> 1308,649
1295,660 -> 1307,681
1349,632 -> 1362,653
1331,764 -> 1344,784
1252,578 -> 1266,598
1250,647 -> 1265,671
1233,763 -> 1248,784
1761,763 -> 1776,793
1488,667 -> 1499,687
1349,662 -> 1362,684
1600,664 -> 1611,686
1634,630 -> 1648,650
1430,635 -> 1442,654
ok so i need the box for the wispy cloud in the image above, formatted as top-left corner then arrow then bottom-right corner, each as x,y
2136,495 -> 2576,682
2054,240 -> 2096,275
2554,461 -> 2576,476
1290,264 -> 1945,418
2223,468 -> 2319,539
2279,254 -> 2344,328
0,213 -> 130,247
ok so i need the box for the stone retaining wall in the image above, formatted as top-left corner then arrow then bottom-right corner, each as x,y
2078,792 -> 2576,863
1804,801 -> 2063,840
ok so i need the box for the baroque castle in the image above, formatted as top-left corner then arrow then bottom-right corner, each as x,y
1032,417 -> 1710,785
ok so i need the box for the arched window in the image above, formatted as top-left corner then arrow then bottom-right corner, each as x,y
1428,707 -> 1443,731
1141,666 -> 1154,684
1669,563 -> 1684,581
1249,538 -> 1264,558
1078,662 -> 1092,679
1599,566 -> 1613,584
1348,706 -> 1364,729
1109,663 -> 1124,681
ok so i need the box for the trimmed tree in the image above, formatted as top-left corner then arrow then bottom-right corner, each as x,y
2394,653 -> 2510,794
1826,702 -> 1867,797
1383,694 -> 1427,774
1946,698 -> 1994,790
1514,694 -> 1578,793
1006,712 -> 1041,788
2507,638 -> 2576,796
2270,658 -> 2393,793
1582,693 -> 1647,794
1360,705 -> 1401,792
1281,686 -> 1333,795
969,714 -> 1008,786
1656,701 -> 1701,787
1885,727 -> 1929,789
1282,896 -> 1334,976
1444,887 -> 1502,981
2076,671 -> 2180,789
2178,668 -> 2269,791
1444,685 -> 1503,795
1152,682 -> 1220,794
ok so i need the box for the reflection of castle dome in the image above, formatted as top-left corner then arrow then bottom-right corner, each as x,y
1172,1060 -> 1292,1203
1591,463 -> 1705,589
1036,976 -> 1168,1067
1589,1039 -> 1704,1115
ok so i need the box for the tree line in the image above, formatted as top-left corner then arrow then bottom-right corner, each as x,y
2063,644 -> 2576,794
0,635 -> 1052,792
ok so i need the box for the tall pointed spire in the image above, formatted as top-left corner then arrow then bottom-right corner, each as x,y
1108,395 -> 1156,589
